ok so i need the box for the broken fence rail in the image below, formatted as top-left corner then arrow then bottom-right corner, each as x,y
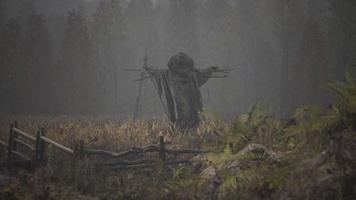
109,160 -> 191,171
84,146 -> 206,158
0,121 -> 206,171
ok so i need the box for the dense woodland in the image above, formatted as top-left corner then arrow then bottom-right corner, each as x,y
0,0 -> 356,116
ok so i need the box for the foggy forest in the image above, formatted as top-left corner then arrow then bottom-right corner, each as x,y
0,0 -> 356,199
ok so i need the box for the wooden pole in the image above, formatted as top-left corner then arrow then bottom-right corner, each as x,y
73,142 -> 80,160
159,136 -> 166,162
7,124 -> 14,170
133,73 -> 144,120
79,140 -> 84,161
71,140 -> 82,182
35,128 -> 45,167
133,54 -> 148,120
40,128 -> 46,166
35,129 -> 41,166
13,122 -> 18,152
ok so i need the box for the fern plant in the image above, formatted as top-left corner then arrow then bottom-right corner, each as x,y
328,73 -> 356,114
230,103 -> 268,152
217,163 -> 271,199
205,143 -> 283,199
284,106 -> 338,154
165,166 -> 201,199
247,103 -> 268,127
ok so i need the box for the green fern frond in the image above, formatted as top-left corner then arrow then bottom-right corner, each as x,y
328,82 -> 348,101
207,149 -> 234,164
265,165 -> 291,189
284,104 -> 340,152
229,165 -> 269,192
328,74 -> 356,113
345,72 -> 355,86
247,103 -> 267,127
218,175 -> 238,195
173,166 -> 187,180
165,166 -> 199,198
223,144 -> 233,157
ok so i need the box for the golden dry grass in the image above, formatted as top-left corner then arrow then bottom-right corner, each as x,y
0,115 -> 232,199
0,115 -> 231,153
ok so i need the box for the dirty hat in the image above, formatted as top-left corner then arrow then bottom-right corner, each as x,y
168,52 -> 194,71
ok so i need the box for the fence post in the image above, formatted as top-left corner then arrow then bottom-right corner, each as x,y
72,140 -> 81,165
13,121 -> 18,152
35,128 -> 45,167
79,140 -> 84,161
159,136 -> 166,162
73,143 -> 78,160
40,128 -> 46,165
7,124 -> 14,170
35,129 -> 41,166
71,141 -> 80,183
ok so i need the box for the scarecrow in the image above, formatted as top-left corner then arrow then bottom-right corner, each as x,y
132,52 -> 229,129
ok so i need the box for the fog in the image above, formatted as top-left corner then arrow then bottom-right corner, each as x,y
0,0 -> 355,118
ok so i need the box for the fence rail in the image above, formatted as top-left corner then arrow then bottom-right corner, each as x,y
0,121 -> 205,171
40,136 -> 74,154
13,127 -> 36,142
0,140 -> 8,148
13,138 -> 35,151
84,144 -> 160,158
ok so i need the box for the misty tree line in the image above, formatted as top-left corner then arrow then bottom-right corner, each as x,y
0,0 -> 355,116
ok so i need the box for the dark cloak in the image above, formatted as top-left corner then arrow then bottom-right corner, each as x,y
150,53 -> 213,129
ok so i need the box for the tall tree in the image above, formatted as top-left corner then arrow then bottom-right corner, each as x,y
126,0 -> 156,59
0,1 -> 6,93
92,0 -> 125,113
17,0 -> 35,27
294,18 -> 328,106
328,0 -> 356,77
198,0 -> 232,64
0,19 -> 24,113
0,1 -> 5,28
59,9 -> 95,113
197,0 -> 241,113
167,0 -> 200,55
23,14 -> 53,113
125,0 -> 163,116
272,0 -> 306,115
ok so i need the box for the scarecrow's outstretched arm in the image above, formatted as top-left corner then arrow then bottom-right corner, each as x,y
130,66 -> 160,82
143,66 -> 158,75
196,66 -> 230,87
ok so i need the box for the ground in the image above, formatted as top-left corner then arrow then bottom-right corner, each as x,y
0,76 -> 356,199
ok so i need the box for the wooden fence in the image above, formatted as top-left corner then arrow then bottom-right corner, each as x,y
0,121 -> 205,171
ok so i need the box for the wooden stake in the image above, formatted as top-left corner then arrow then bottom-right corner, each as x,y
13,122 -> 18,152
79,140 -> 84,161
159,136 -> 166,162
7,124 -> 14,170
35,128 -> 46,166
